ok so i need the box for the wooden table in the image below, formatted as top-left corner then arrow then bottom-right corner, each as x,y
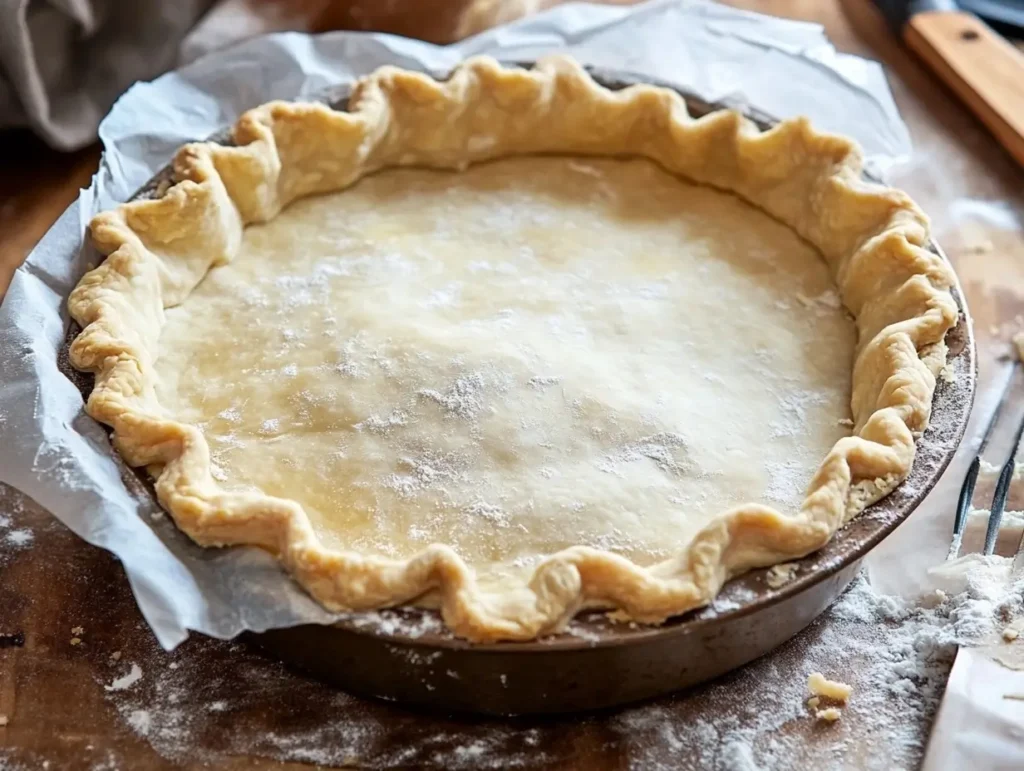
2,1 -> 1023,768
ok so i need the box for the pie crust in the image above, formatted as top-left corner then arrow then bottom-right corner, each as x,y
68,56 -> 958,642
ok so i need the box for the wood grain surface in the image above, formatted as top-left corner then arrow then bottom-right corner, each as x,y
2,1 -> 1024,769
0,131 -> 98,295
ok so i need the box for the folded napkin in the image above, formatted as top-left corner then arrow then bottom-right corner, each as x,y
0,0 -> 540,151
0,0 -> 214,150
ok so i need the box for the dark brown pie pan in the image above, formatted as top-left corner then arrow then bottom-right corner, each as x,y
62,64 -> 977,715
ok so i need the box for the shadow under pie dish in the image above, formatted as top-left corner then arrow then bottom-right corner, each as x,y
68,55 -> 961,644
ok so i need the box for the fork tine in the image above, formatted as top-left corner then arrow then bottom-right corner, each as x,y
983,410 -> 1024,555
950,457 -> 981,560
1013,523 -> 1024,573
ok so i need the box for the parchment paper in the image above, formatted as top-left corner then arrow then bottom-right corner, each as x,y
923,648 -> 1024,771
0,0 -> 951,648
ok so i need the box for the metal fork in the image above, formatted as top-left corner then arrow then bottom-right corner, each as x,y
950,355 -> 1024,565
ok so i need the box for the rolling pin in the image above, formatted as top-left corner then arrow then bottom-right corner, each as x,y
875,0 -> 1024,167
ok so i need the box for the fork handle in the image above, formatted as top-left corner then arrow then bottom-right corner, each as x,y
904,11 -> 1024,168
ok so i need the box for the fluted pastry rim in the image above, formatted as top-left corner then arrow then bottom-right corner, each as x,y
68,56 -> 958,642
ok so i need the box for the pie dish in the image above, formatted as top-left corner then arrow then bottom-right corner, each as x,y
68,56 -> 958,643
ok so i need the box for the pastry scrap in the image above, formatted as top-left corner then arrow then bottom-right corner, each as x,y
815,707 -> 842,723
766,563 -> 799,589
68,56 -> 958,642
808,672 -> 853,702
807,672 -> 852,722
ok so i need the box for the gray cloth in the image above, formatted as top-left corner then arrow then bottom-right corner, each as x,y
0,0 -> 213,150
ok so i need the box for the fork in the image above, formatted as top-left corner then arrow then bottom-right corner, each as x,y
949,355 -> 1024,566
926,354 -> 1024,770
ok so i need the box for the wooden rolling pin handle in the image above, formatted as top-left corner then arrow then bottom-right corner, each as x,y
904,10 -> 1024,168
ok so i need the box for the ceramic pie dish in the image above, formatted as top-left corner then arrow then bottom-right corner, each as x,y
64,58 -> 974,708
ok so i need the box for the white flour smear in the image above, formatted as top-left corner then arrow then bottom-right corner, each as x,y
0,486 -> 34,566
97,561 -> 1023,770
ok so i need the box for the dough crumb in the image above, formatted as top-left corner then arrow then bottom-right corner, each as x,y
808,672 -> 852,702
807,696 -> 820,709
70,637 -> 82,646
767,563 -> 799,589
0,715 -> 8,726
815,707 -> 842,722
71,626 -> 84,636
837,418 -> 855,427
1004,627 -> 1020,642
919,588 -> 948,610
110,650 -> 123,662
938,362 -> 956,384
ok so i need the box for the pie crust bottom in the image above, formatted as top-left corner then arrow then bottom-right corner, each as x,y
153,154 -> 856,594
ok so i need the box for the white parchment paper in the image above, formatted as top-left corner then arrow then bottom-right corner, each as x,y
923,647 -> 1024,771
0,0 -> 915,651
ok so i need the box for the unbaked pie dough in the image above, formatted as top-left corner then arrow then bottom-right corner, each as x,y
69,56 -> 958,642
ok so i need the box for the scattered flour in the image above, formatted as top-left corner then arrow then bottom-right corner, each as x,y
87,559 -> 1024,770
596,432 -> 689,476
763,459 -> 806,505
128,709 -> 152,735
462,499 -> 510,527
768,388 -> 829,439
217,407 -> 242,423
527,375 -> 561,389
978,458 -> 1024,479
335,609 -> 448,639
417,373 -> 487,419
0,492 -> 33,566
381,450 -> 468,500
4,529 -> 33,548
105,663 -> 143,692
709,584 -> 760,613
102,637 -> 555,769
355,410 -> 408,434
609,563 -> 1022,771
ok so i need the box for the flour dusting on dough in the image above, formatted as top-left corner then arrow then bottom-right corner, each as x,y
153,156 -> 855,584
